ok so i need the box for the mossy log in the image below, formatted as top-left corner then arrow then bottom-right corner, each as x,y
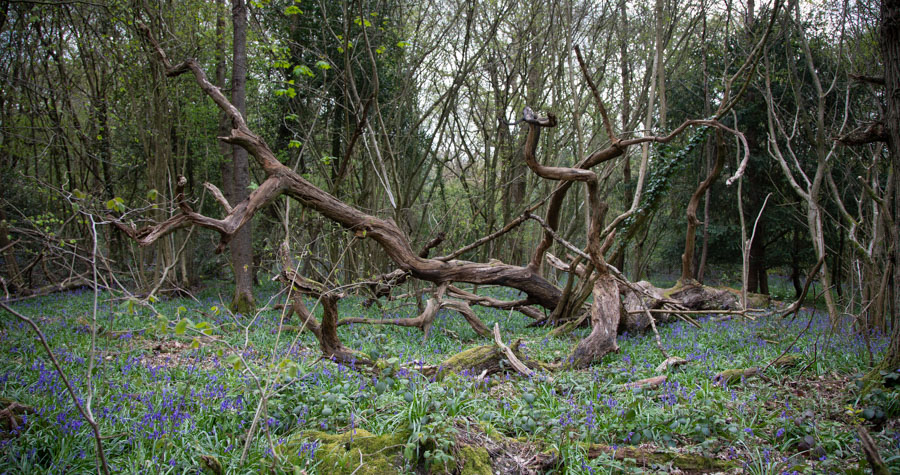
425,339 -> 555,379
714,355 -> 801,385
665,282 -> 740,311
586,444 -> 737,473
279,429 -> 409,475
456,445 -> 492,475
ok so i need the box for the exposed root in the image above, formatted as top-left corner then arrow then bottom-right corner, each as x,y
569,273 -> 621,368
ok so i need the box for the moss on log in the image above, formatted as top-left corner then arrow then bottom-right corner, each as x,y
279,429 -> 408,475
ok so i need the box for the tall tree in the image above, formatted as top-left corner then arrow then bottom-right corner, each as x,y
880,0 -> 900,370
229,0 -> 255,313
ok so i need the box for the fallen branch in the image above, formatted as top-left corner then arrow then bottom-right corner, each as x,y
1,274 -> 92,303
586,444 -> 736,472
714,355 -> 800,385
492,323 -> 534,378
447,285 -> 544,321
618,375 -> 667,391
0,398 -> 35,434
857,425 -> 891,475
655,356 -> 688,373
645,308 -> 670,359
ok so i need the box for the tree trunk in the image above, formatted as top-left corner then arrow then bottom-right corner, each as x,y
790,228 -> 803,298
570,272 -> 621,368
0,208 -> 22,291
229,0 -> 255,313
880,0 -> 900,370
680,131 -> 724,283
747,222 -> 766,294
613,0 -> 632,274
697,5 -> 712,284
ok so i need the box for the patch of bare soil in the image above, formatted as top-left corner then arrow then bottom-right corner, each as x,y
137,338 -> 226,370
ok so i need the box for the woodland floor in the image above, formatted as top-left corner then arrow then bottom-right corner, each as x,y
0,278 -> 897,474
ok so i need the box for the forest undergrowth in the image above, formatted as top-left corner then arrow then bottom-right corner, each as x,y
0,278 -> 898,474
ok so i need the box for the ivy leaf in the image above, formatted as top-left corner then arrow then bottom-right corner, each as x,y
288,140 -> 302,149
315,60 -> 331,70
284,5 -> 302,15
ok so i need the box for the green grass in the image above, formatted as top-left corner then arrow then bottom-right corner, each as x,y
0,279 -> 897,473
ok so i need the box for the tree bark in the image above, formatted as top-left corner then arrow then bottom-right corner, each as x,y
0,208 -> 22,291
880,0 -> 900,370
680,131 -> 724,283
229,0 -> 255,313
570,272 -> 621,368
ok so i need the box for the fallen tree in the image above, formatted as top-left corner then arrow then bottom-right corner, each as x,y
116,24 -> 766,370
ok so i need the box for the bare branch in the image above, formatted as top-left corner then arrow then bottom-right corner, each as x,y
834,122 -> 888,145
574,45 -> 619,144
203,182 -> 233,213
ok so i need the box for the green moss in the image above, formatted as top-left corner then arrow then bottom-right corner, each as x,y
440,345 -> 498,369
279,429 -> 409,475
457,445 -> 492,475
769,354 -> 800,368
229,291 -> 256,314
714,368 -> 758,385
